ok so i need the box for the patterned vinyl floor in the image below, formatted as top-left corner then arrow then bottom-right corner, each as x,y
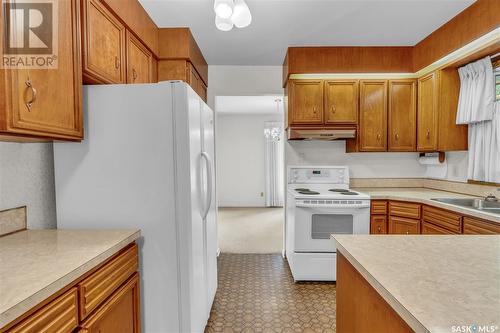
204,254 -> 337,333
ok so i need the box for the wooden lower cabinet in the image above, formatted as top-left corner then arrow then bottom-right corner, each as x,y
389,201 -> 421,220
463,217 -> 500,234
388,216 -> 420,235
371,215 -> 387,234
78,273 -> 141,333
422,205 -> 461,234
1,243 -> 140,333
8,289 -> 78,333
421,221 -> 455,234
337,253 -> 413,333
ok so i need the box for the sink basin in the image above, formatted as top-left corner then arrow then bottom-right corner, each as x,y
431,198 -> 500,214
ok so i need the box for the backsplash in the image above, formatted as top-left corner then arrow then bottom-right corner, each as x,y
0,143 -> 56,229
0,206 -> 26,236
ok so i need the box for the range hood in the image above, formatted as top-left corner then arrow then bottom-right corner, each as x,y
287,127 -> 356,141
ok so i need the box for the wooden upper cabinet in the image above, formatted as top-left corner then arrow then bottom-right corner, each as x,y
0,0 -> 83,141
126,31 -> 153,84
289,80 -> 324,125
324,80 -> 358,124
417,72 -> 439,151
388,80 -> 416,151
82,0 -> 126,84
359,80 -> 388,151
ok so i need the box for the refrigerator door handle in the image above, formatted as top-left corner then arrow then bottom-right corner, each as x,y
201,151 -> 213,220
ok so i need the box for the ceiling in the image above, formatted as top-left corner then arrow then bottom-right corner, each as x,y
140,0 -> 475,66
216,96 -> 284,114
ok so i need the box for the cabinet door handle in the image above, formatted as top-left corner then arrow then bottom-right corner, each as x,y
377,226 -> 381,232
132,69 -> 137,81
115,56 -> 120,69
331,105 -> 336,113
406,230 -> 409,235
313,107 -> 317,114
377,133 -> 381,141
395,133 -> 400,140
426,129 -> 431,139
25,79 -> 37,111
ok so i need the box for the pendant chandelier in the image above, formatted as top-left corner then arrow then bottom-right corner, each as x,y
214,0 -> 252,31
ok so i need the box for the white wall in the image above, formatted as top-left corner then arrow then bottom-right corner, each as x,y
0,143 -> 56,228
208,66 -> 284,109
217,113 -> 282,207
286,140 -> 427,178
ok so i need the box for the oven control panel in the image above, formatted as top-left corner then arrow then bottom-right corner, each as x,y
295,199 -> 370,208
288,166 -> 349,184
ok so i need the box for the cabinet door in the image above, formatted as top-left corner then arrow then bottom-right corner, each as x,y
126,31 -> 153,83
388,80 -> 416,151
388,216 -> 420,235
359,80 -> 387,151
463,217 -> 500,234
82,0 -> 126,84
421,222 -> 454,234
0,0 -> 83,140
417,72 -> 438,151
289,80 -> 324,125
324,80 -> 358,124
370,216 -> 387,234
79,273 -> 140,333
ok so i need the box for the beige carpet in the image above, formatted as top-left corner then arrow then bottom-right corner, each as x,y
217,207 -> 284,254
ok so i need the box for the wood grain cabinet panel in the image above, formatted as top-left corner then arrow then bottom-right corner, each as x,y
463,217 -> 500,234
388,80 -> 416,151
79,273 -> 140,333
370,215 -> 387,234
417,72 -> 438,151
388,216 -> 420,235
126,31 -> 153,84
422,205 -> 462,233
324,80 -> 358,124
0,0 -> 83,140
359,80 -> 388,151
78,244 -> 138,319
421,221 -> 455,234
82,0 -> 126,84
389,201 -> 421,219
9,288 -> 78,333
289,80 -> 324,125
371,200 -> 387,215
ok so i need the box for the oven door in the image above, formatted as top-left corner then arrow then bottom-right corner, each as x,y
294,205 -> 369,253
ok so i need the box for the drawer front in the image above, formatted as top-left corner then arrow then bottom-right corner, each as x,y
370,215 -> 387,234
389,201 -> 421,219
463,217 -> 500,234
79,244 -> 138,319
421,221 -> 455,235
388,216 -> 420,234
422,206 -> 462,233
9,288 -> 78,333
371,200 -> 387,215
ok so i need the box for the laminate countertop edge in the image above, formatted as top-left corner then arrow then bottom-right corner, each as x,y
334,241 -> 429,333
0,229 -> 141,329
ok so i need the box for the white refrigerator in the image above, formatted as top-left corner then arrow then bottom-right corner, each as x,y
53,81 -> 217,333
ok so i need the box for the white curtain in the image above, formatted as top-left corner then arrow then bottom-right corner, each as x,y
264,122 -> 284,207
456,56 -> 499,182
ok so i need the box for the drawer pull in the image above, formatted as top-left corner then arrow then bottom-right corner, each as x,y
115,56 -> 120,69
331,105 -> 336,113
426,129 -> 431,139
377,133 -> 381,141
25,78 -> 37,111
132,69 -> 137,81
395,133 -> 399,140
377,226 -> 381,232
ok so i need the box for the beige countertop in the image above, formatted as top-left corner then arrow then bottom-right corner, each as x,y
0,229 -> 140,329
354,187 -> 500,224
333,235 -> 500,333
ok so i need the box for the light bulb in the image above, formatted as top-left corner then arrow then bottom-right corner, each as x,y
215,15 -> 234,31
214,0 -> 234,19
231,0 -> 251,28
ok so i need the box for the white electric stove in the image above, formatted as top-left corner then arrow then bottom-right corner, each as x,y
285,166 -> 370,281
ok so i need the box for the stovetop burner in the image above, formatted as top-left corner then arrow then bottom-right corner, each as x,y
296,190 -> 320,195
328,189 -> 349,193
295,188 -> 310,192
340,191 -> 358,195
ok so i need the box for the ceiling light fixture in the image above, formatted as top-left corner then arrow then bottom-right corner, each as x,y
214,0 -> 251,31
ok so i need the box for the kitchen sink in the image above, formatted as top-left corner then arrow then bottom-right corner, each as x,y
431,198 -> 500,215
